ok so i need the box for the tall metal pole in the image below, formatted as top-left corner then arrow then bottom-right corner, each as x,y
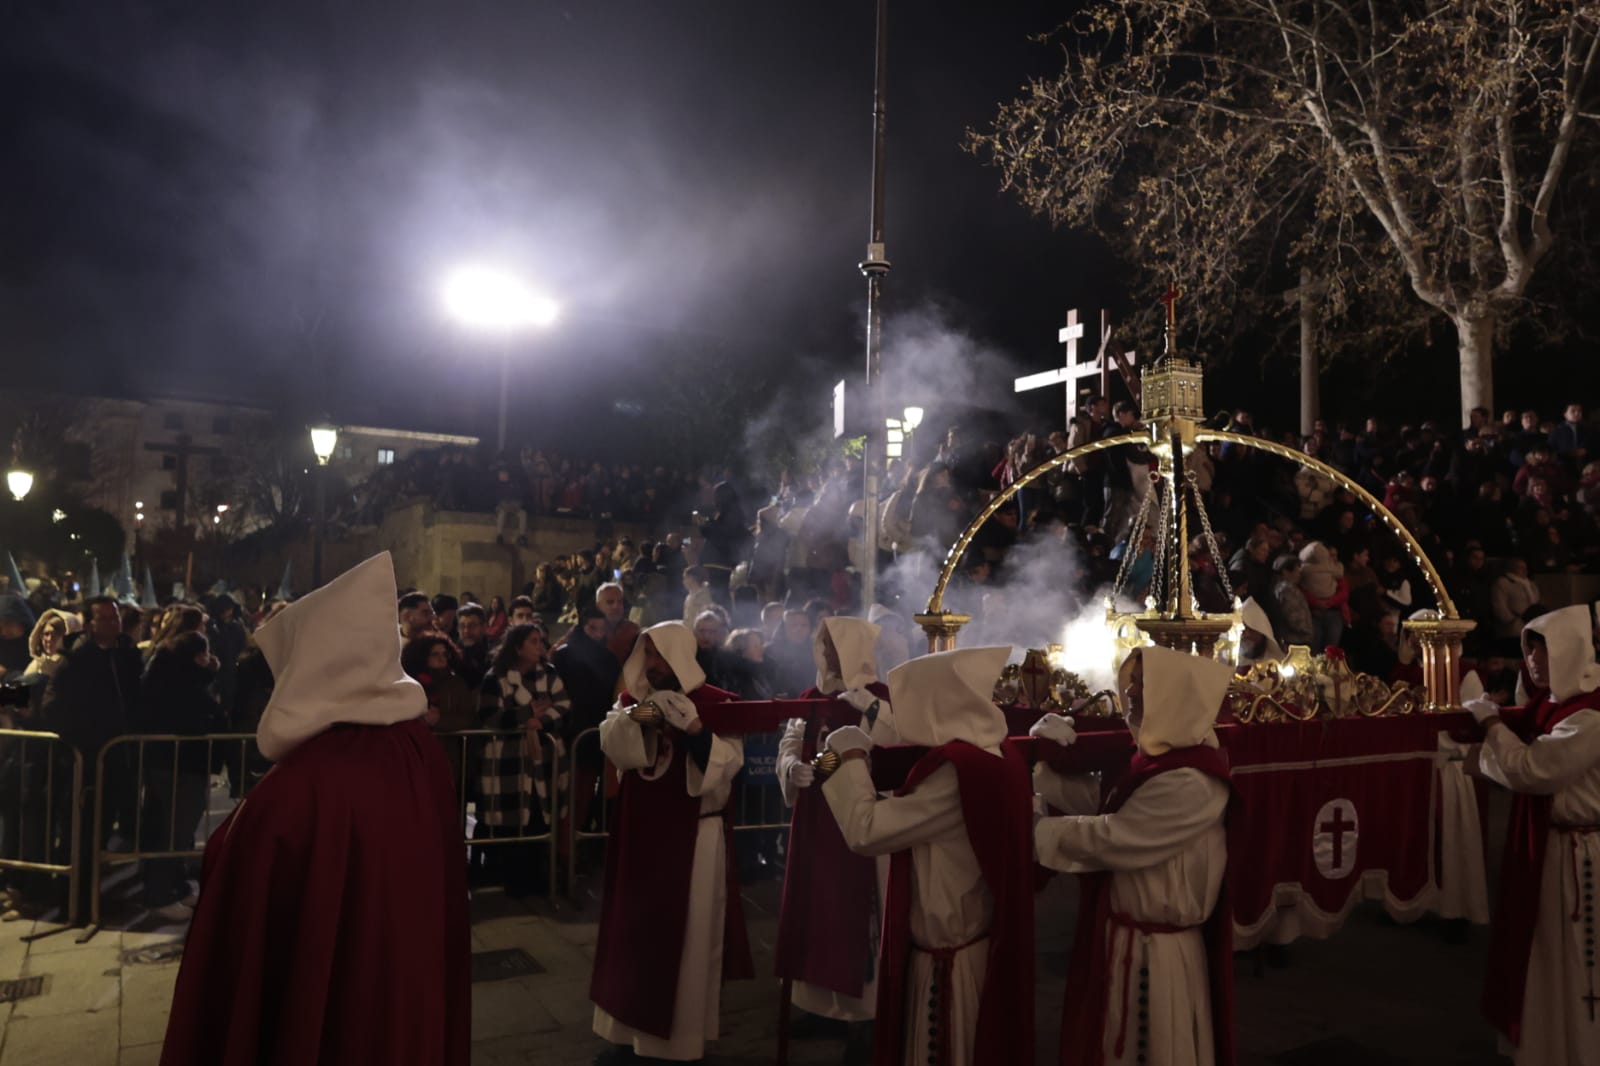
313,465 -> 326,588
860,0 -> 890,611
497,343 -> 511,454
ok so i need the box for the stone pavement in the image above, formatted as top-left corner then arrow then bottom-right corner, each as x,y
0,857 -> 1506,1066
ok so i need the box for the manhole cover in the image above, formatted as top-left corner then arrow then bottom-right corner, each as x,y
121,940 -> 186,966
0,976 -> 47,1004
470,948 -> 544,983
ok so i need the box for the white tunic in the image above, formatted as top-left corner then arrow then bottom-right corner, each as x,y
592,710 -> 745,1062
824,758 -> 991,1066
777,713 -> 897,1021
1479,708 -> 1600,1066
1035,764 -> 1228,1066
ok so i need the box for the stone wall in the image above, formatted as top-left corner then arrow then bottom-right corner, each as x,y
372,499 -> 654,599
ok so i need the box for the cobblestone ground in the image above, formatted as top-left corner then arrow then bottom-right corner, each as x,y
0,826 -> 1509,1065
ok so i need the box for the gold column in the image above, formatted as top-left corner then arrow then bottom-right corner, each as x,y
1401,617 -> 1478,711
913,610 -> 971,653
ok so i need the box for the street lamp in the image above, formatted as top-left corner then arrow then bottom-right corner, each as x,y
308,423 -> 339,588
6,467 -> 32,502
441,265 -> 559,453
902,406 -> 924,431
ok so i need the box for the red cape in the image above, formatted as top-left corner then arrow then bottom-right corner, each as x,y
161,718 -> 471,1066
1481,688 -> 1600,1045
589,684 -> 754,1039
775,683 -> 891,998
1060,745 -> 1236,1066
874,740 -> 1035,1066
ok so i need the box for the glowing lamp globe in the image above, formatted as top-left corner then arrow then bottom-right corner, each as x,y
309,426 -> 339,465
6,468 -> 33,502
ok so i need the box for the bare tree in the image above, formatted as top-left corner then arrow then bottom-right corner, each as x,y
969,0 -> 1600,423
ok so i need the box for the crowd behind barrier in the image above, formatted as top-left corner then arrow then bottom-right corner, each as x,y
0,721 -> 800,931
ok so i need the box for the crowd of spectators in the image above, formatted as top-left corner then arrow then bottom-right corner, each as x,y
347,445 -> 726,536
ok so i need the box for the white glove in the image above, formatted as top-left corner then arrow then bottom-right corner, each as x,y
653,690 -> 702,733
839,688 -> 882,714
1029,713 -> 1079,747
826,725 -> 874,756
1463,697 -> 1501,725
789,761 -> 817,789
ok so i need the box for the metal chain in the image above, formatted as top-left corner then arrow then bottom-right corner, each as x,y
1110,471 -> 1159,605
1187,469 -> 1235,604
1148,470 -> 1173,610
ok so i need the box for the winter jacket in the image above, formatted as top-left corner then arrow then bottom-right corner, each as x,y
42,635 -> 141,756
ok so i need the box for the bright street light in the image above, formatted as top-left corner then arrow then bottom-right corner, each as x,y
441,265 -> 559,452
902,406 -> 924,431
441,266 -> 558,331
309,424 -> 339,466
6,468 -> 32,502
216,504 -> 229,514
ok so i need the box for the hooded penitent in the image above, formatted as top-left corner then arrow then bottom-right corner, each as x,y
1239,598 -> 1284,662
1521,604 -> 1600,703
254,552 -> 426,762
620,620 -> 706,699
886,645 -> 1011,752
812,615 -> 881,693
1119,644 -> 1235,757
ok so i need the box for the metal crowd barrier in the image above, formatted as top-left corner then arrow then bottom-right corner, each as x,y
439,728 -> 560,903
83,729 -> 561,933
0,728 -> 84,933
88,732 -> 263,930
565,724 -> 794,898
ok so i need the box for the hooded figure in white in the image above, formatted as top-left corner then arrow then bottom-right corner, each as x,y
593,621 -> 745,1062
1032,646 -> 1234,1066
822,645 -> 1011,1066
255,552 -> 426,761
1467,605 -> 1600,1065
775,615 -> 899,1024
1237,597 -> 1284,669
777,615 -> 898,806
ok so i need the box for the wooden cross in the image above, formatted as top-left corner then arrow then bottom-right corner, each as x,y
1096,310 -> 1142,409
143,433 -> 220,528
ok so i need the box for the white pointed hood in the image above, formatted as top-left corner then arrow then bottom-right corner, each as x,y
1522,605 -> 1600,703
1119,645 -> 1233,756
886,645 -> 1011,753
255,552 -> 426,762
814,616 -> 882,693
1239,598 -> 1283,662
621,620 -> 706,698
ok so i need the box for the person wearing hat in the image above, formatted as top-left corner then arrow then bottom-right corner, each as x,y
820,645 -> 1034,1066
774,616 -> 898,1056
590,621 -> 753,1063
1466,605 -> 1600,1065
1032,645 -> 1237,1066
160,553 -> 470,1066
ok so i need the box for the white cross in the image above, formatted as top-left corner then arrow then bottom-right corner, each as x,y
1015,309 -> 1100,425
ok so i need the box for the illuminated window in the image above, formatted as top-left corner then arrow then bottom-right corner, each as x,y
377,448 -> 396,466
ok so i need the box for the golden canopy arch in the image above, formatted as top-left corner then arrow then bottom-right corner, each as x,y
921,429 -> 1457,619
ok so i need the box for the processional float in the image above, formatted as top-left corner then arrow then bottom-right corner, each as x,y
913,331 -> 1475,719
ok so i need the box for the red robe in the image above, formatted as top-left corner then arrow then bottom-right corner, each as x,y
1060,745 -> 1236,1066
161,718 -> 470,1066
1481,688 -> 1600,1045
775,682 -> 892,999
874,740 -> 1035,1066
589,684 -> 754,1038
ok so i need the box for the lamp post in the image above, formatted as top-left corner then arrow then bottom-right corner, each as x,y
6,467 -> 31,502
441,265 -> 559,454
309,423 -> 339,588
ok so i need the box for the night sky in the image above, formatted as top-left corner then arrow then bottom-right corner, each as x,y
3,1 -> 1130,440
